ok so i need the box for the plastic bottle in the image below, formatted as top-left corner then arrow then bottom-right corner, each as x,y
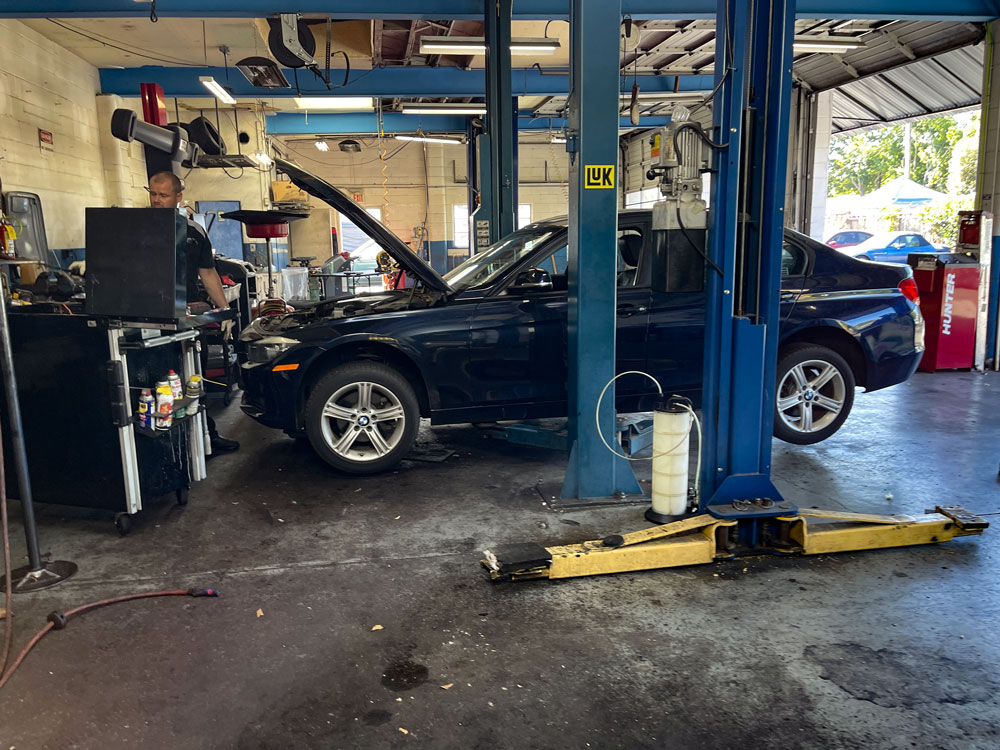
167,370 -> 183,399
137,388 -> 155,429
155,385 -> 174,430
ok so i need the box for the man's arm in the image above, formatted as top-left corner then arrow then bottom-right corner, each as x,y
199,267 -> 229,310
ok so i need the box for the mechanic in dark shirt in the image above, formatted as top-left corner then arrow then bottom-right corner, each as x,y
147,171 -> 240,454
147,172 -> 229,310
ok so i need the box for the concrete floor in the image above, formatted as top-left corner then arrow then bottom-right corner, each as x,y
1,371 -> 999,749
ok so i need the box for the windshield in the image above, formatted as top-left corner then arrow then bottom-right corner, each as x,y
443,227 -> 557,291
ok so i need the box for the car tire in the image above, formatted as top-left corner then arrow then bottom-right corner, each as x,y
304,362 -> 419,474
773,344 -> 855,445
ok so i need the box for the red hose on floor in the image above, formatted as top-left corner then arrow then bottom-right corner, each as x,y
0,587 -> 218,692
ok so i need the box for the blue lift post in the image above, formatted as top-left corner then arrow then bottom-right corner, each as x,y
699,0 -> 796,526
561,0 -> 642,501
482,0 -> 517,244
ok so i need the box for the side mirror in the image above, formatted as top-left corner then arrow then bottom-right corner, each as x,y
510,266 -> 552,292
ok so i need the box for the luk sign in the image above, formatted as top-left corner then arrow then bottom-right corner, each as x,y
584,164 -> 615,189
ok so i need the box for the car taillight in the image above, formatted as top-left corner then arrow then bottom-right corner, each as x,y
898,276 -> 920,305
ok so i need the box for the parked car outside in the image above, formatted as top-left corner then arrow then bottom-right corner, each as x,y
239,159 -> 925,475
838,230 -> 946,263
826,230 -> 872,249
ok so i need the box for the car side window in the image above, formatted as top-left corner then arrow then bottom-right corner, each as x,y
540,243 -> 568,276
909,235 -> 926,247
781,241 -> 807,276
890,236 -> 907,248
616,228 -> 643,288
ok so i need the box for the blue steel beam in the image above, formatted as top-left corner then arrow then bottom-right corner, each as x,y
264,111 -> 672,135
561,0 -> 641,501
2,1 -> 998,21
98,66 -> 711,100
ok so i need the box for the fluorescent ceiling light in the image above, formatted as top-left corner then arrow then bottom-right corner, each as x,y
395,132 -> 464,144
315,140 -> 329,151
418,36 -> 560,56
293,97 -> 375,110
619,91 -> 712,101
199,76 -> 235,105
793,36 -> 865,53
248,152 -> 273,167
400,103 -> 487,116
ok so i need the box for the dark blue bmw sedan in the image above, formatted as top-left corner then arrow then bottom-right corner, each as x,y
239,160 -> 924,474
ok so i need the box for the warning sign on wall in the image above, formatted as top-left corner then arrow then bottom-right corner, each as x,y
584,165 -> 615,189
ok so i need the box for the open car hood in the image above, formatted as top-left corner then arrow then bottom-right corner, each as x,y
274,158 -> 452,293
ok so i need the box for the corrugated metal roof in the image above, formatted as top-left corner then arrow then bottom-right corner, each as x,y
529,19 -> 985,130
793,20 -> 983,92
830,44 -> 983,131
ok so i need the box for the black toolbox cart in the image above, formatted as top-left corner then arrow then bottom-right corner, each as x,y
1,308 -> 232,534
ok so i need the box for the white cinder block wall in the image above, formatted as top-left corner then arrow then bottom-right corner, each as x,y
0,20 -> 110,250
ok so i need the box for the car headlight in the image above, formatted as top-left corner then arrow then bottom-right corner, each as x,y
245,336 -> 300,364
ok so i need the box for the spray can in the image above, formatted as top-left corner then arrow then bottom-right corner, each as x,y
155,385 -> 174,430
185,375 -> 203,415
167,369 -> 183,399
137,388 -> 155,429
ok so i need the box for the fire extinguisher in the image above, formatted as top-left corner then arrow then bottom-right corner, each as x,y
0,175 -> 14,258
0,217 -> 16,258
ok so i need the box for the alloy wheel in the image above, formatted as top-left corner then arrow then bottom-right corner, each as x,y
776,359 -> 846,435
319,380 -> 407,462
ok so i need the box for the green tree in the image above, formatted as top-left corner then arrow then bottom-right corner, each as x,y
828,126 -> 904,196
910,116 -> 962,192
917,196 -> 974,246
828,114 -> 975,198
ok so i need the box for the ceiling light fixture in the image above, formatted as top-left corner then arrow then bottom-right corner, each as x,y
199,76 -> 236,105
395,132 -> 465,145
248,152 -> 273,167
235,56 -> 290,88
293,97 -> 375,110
418,36 -> 561,56
400,103 -> 487,116
793,36 -> 866,53
619,90 -> 712,101
315,140 -> 329,151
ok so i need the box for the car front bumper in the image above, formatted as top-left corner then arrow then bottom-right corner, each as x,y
239,361 -> 301,432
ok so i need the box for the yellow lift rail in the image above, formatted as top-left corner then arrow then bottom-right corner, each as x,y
482,506 -> 988,582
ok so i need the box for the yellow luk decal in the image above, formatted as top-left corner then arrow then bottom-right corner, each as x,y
584,164 -> 615,189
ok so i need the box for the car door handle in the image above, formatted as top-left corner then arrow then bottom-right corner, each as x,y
616,304 -> 647,317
